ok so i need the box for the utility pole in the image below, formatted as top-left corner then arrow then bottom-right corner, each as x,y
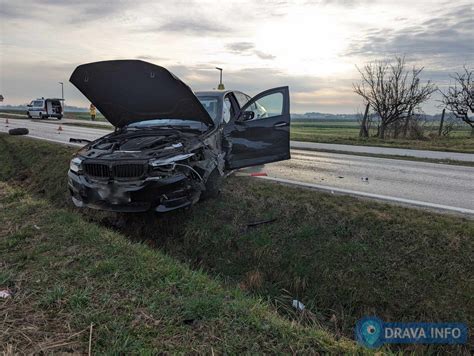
58,82 -> 64,100
215,67 -> 224,90
438,108 -> 446,136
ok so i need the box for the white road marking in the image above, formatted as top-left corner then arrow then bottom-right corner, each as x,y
258,176 -> 474,216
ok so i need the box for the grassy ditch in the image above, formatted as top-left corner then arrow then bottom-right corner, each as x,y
1,134 -> 473,353
1,182 -> 360,353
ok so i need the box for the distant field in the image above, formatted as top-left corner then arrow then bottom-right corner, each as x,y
0,108 -> 106,121
1,109 -> 473,152
291,119 -> 474,153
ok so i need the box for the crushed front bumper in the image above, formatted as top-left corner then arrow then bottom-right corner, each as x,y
68,170 -> 201,212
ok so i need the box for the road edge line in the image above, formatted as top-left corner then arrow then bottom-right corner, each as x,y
256,175 -> 474,216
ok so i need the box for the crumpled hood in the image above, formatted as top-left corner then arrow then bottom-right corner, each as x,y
70,60 -> 214,128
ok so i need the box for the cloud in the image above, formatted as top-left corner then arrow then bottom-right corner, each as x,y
346,4 -> 474,67
145,18 -> 231,35
225,42 -> 276,60
0,0 -> 136,23
226,42 -> 255,52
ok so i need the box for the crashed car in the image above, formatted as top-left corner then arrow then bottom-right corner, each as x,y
68,60 -> 290,212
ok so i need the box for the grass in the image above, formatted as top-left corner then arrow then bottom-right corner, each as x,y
1,183 -> 359,353
291,120 -> 474,153
1,134 -> 473,353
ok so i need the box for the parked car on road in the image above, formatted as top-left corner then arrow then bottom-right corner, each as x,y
27,98 -> 63,119
68,60 -> 290,212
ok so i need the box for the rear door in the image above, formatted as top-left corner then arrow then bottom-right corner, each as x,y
224,86 -> 290,170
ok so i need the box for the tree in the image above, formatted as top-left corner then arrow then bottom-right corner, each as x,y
440,67 -> 474,136
353,56 -> 436,139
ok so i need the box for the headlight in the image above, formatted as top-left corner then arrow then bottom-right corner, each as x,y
149,153 -> 194,167
70,157 -> 83,173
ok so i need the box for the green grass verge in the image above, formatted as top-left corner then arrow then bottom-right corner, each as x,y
291,120 -> 474,153
0,173 -> 358,352
1,134 -> 473,353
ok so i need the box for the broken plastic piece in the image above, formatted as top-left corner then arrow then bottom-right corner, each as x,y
292,299 -> 305,311
0,290 -> 12,298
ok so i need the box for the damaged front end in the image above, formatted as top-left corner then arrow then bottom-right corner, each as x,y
68,131 -> 223,213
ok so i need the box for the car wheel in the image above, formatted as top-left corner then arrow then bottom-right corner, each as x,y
57,115 -> 63,120
201,168 -> 223,200
27,113 -> 32,119
9,128 -> 29,135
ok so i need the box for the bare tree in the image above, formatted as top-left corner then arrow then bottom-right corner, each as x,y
353,56 -> 436,139
440,67 -> 474,136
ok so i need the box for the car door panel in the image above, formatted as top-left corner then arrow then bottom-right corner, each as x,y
224,86 -> 290,170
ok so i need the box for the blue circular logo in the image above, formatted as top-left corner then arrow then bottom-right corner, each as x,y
356,316 -> 384,348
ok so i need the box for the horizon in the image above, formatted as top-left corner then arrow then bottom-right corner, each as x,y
1,0 -> 472,115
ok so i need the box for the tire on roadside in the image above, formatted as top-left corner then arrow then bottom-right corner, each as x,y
8,128 -> 29,136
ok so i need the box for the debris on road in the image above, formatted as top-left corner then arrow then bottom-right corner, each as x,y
292,299 -> 305,311
361,177 -> 369,182
8,128 -> 29,135
247,218 -> 277,227
338,176 -> 344,179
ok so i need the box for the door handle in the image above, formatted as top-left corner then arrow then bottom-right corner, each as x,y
274,122 -> 288,128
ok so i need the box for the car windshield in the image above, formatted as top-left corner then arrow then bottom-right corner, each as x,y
197,96 -> 220,123
126,119 -> 208,131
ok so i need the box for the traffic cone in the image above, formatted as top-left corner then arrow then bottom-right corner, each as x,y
57,125 -> 63,132
5,118 -> 9,124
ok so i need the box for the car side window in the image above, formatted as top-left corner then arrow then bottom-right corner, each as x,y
244,92 -> 283,120
234,92 -> 249,109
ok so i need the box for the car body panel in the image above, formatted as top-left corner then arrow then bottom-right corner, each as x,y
223,86 -> 291,170
69,60 -> 214,128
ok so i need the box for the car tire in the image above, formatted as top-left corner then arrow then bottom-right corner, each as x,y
57,115 -> 63,120
27,112 -> 32,119
41,114 -> 48,119
9,128 -> 29,135
201,168 -> 223,200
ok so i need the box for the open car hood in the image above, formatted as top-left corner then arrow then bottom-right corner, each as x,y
70,60 -> 214,128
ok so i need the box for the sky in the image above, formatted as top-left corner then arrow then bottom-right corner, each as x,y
0,0 -> 472,114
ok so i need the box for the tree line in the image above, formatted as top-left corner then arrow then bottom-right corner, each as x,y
353,56 -> 474,139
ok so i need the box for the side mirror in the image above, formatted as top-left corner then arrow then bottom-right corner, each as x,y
27,104 -> 32,107
240,111 -> 255,121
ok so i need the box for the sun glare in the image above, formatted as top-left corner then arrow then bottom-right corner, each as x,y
255,7 -> 352,77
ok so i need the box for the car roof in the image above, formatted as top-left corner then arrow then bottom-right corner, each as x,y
195,90 -> 233,98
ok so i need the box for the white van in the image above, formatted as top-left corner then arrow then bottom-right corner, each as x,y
27,98 -> 63,119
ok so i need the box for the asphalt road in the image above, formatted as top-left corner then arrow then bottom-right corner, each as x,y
2,117 -> 474,215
